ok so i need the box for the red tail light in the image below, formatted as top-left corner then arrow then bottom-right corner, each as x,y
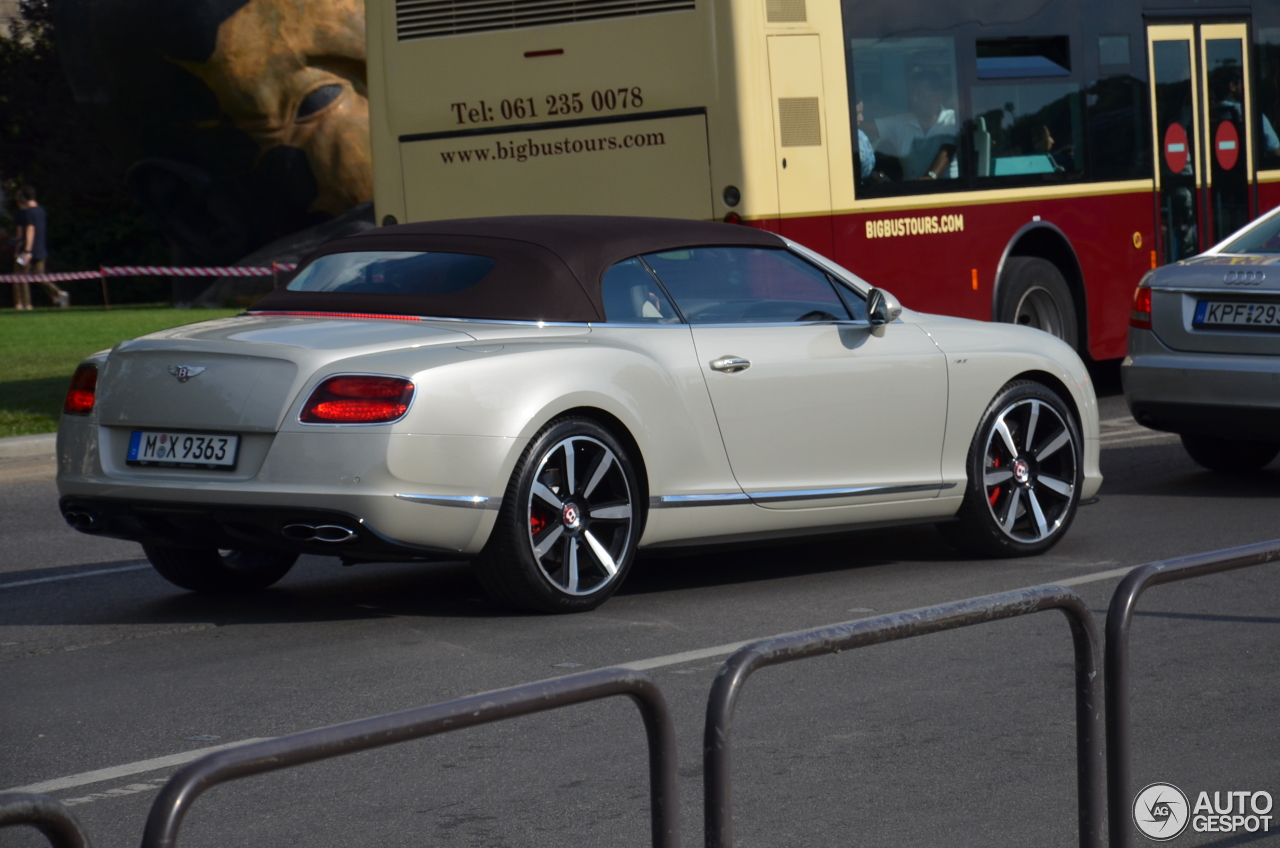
63,364 -> 98,415
300,375 -> 414,424
1130,286 -> 1152,330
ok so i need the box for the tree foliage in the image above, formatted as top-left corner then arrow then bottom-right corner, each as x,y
0,0 -> 170,302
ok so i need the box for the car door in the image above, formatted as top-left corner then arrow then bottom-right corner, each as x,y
642,246 -> 949,508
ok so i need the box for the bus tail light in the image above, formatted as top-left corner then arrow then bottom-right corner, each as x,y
300,375 -> 415,424
63,364 -> 98,415
1130,285 -> 1152,330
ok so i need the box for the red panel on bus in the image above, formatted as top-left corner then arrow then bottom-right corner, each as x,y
752,187 -> 1155,361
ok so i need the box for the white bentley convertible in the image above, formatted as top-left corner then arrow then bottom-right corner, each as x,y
58,217 -> 1100,612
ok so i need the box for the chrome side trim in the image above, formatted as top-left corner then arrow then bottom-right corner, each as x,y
250,311 -> 594,328
402,316 -> 591,328
647,482 -> 956,509
746,482 -> 957,504
691,321 -> 873,329
394,493 -> 500,510
649,493 -> 752,508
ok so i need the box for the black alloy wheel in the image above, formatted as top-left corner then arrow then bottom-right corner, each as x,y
997,257 -> 1080,352
142,544 -> 298,593
939,381 -> 1083,557
1180,434 -> 1280,473
474,417 -> 642,613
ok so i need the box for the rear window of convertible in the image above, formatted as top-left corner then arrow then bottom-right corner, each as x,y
287,251 -> 498,294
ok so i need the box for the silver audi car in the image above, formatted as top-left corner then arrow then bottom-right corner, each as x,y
1123,206 -> 1280,473
58,217 -> 1101,612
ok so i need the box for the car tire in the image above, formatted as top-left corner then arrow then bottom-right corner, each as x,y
142,544 -> 298,593
1180,434 -> 1280,473
474,417 -> 643,614
997,257 -> 1079,351
938,381 -> 1083,558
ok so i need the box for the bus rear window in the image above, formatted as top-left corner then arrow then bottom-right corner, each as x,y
287,251 -> 497,295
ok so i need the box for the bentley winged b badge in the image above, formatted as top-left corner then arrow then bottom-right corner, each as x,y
169,365 -> 206,383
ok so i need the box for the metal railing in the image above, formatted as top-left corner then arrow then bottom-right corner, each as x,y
1105,538 -> 1280,848
10,539 -> 1280,848
140,667 -> 680,848
702,585 -> 1104,848
0,792 -> 92,848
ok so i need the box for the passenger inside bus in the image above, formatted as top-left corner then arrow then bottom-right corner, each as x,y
1167,187 -> 1199,260
1211,64 -> 1280,160
859,70 -> 959,182
856,102 -> 876,180
970,82 -> 1082,179
1032,124 -> 1076,172
1262,37 -> 1280,166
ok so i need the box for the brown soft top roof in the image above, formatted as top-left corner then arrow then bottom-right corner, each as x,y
249,216 -> 786,322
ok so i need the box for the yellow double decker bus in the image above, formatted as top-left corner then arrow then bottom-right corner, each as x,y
367,0 -> 1280,359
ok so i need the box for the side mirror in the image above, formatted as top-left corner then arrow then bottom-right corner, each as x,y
867,288 -> 902,325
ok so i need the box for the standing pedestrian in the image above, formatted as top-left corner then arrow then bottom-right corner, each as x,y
14,186 -> 69,309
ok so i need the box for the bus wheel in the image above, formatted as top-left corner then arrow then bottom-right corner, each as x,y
998,257 -> 1079,351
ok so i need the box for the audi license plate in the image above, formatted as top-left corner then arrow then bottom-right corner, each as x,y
127,430 -> 239,469
1194,300 -> 1280,329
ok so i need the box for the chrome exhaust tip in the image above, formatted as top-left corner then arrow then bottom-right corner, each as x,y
64,510 -> 104,531
282,523 -> 358,543
313,524 -> 358,543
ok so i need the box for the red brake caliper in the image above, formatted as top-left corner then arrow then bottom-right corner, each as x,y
987,455 -> 1001,506
530,511 -> 547,536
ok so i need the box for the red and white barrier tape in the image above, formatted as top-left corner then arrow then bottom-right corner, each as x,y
0,270 -> 101,283
0,264 -> 298,283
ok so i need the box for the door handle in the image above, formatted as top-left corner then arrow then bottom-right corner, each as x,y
710,356 -> 751,373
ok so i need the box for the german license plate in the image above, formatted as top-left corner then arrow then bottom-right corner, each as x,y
1194,300 -> 1280,328
127,430 -> 239,469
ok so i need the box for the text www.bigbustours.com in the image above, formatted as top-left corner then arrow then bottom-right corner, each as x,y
439,132 -> 666,164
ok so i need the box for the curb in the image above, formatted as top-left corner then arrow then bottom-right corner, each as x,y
0,432 -> 57,460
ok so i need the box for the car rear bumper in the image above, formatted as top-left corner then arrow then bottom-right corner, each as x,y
1122,329 -> 1280,440
56,417 -> 521,556
58,496 -> 469,562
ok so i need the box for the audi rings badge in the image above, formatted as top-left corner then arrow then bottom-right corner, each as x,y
1223,270 -> 1266,286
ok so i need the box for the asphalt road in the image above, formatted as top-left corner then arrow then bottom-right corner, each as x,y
2,392 -> 1278,848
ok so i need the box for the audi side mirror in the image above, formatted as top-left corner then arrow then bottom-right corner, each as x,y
867,288 -> 902,325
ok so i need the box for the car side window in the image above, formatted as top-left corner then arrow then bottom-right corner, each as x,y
831,278 -> 869,321
601,258 -> 681,323
641,247 -> 856,324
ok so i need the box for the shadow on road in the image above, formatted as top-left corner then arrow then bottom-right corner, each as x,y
1099,440 -> 1280,498
0,525 -> 964,629
621,523 -> 959,596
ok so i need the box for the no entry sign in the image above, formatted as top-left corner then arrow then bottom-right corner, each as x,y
1164,122 -> 1189,174
1215,120 -> 1240,171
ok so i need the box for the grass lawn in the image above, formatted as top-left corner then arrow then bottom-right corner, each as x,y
0,306 -> 240,438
